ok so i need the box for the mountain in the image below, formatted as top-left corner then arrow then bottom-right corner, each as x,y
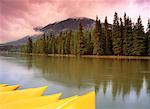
4,35 -> 41,46
40,17 -> 95,32
0,35 -> 42,51
1,17 -> 96,47
4,36 -> 30,46
1,17 -> 112,48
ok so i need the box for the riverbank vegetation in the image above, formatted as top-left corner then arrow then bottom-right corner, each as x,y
21,12 -> 150,56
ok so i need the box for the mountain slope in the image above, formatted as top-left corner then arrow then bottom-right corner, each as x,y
1,17 -> 112,47
1,17 -> 96,46
40,17 -> 95,32
4,35 -> 41,46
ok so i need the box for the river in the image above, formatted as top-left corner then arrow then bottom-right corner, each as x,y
0,54 -> 150,109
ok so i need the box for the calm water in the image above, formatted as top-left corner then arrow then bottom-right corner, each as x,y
0,54 -> 150,109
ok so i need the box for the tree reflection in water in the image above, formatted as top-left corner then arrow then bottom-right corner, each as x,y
24,55 -> 150,99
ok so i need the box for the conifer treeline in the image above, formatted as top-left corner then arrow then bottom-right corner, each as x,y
21,12 -> 150,56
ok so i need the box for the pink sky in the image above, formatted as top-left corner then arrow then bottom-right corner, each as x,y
0,0 -> 150,43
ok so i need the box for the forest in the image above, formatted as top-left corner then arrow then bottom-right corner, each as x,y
21,12 -> 150,56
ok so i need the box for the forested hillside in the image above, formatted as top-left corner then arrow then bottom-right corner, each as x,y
21,12 -> 150,56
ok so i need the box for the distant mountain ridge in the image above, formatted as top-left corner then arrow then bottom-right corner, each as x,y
1,17 -> 112,47
3,35 -> 41,46
1,17 -> 96,46
40,17 -> 95,32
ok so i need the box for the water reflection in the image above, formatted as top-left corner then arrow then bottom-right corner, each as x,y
0,54 -> 150,109
24,55 -> 150,99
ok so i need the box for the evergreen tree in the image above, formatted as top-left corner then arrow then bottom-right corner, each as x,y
123,15 -> 133,55
57,33 -> 62,54
51,36 -> 57,54
132,16 -> 146,55
120,18 -> 123,54
127,18 -> 134,55
77,22 -> 85,55
147,19 -> 150,55
112,12 -> 123,55
47,34 -> 53,54
65,31 -> 71,54
93,16 -> 105,55
32,41 -> 37,53
55,32 -> 67,54
84,32 -> 94,54
62,33 -> 66,54
27,37 -> 32,53
38,38 -> 44,53
43,33 -> 48,54
104,16 -> 112,54
123,13 -> 127,55
20,45 -> 27,53
70,32 -> 75,54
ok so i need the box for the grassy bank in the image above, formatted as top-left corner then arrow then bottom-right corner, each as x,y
18,53 -> 150,60
1,52 -> 150,60
81,55 -> 150,60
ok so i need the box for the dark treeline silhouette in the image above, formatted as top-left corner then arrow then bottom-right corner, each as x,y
21,12 -> 150,56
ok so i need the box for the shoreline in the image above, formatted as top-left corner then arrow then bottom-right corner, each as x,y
81,55 -> 150,60
0,52 -> 150,60
11,52 -> 150,60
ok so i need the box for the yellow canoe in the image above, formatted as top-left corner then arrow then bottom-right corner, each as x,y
0,85 -> 20,92
34,92 -> 95,109
34,96 -> 78,109
0,86 -> 48,104
0,93 -> 61,109
60,91 -> 95,109
0,84 -> 8,87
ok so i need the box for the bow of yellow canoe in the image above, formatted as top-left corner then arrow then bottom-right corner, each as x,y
0,84 -> 95,109
0,86 -> 48,104
60,91 -> 95,109
0,93 -> 61,109
34,96 -> 78,109
0,84 -> 8,87
34,92 -> 95,109
0,85 -> 20,92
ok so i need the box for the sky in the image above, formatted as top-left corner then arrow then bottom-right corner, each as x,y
0,0 -> 150,43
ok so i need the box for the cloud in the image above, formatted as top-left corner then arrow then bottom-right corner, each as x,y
0,0 -> 149,43
134,0 -> 150,9
135,0 -> 150,4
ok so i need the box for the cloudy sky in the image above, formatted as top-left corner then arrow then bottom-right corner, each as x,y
0,0 -> 150,43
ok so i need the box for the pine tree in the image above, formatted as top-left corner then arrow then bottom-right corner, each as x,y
123,13 -> 127,55
43,33 -> 48,54
51,36 -> 57,54
32,41 -> 37,53
47,34 -> 53,54
112,12 -> 123,55
34,38 -> 40,53
65,31 -> 71,54
57,33 -> 62,54
127,18 -> 134,55
119,17 -> 123,54
104,16 -> 112,54
93,16 -> 105,55
70,32 -> 75,54
84,32 -> 94,54
93,16 -> 100,55
60,32 -> 65,54
20,45 -> 27,53
27,37 -> 32,53
147,19 -> 150,55
77,22 -> 85,55
132,16 -> 146,55
123,15 -> 134,56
